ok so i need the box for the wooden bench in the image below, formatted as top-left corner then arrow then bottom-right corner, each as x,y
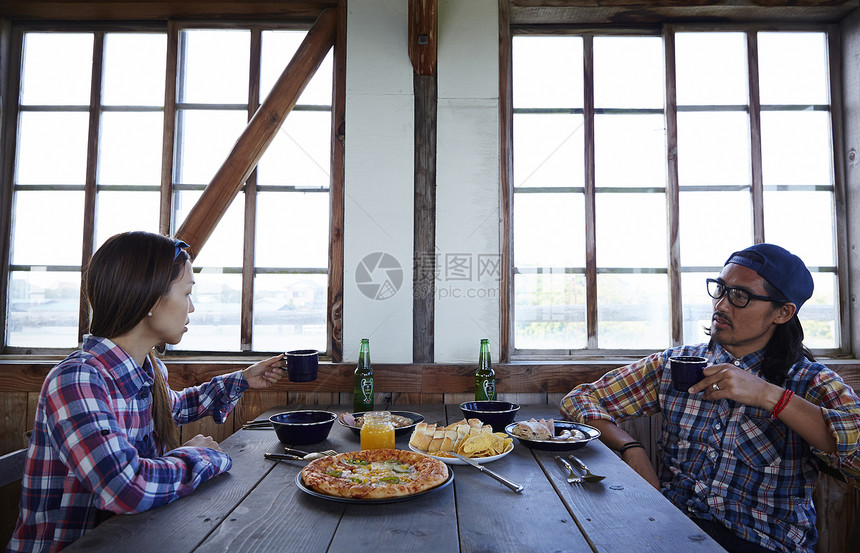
0,448 -> 26,546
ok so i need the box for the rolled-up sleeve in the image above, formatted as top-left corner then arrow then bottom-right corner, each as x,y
561,352 -> 664,424
167,366 -> 250,425
805,370 -> 860,484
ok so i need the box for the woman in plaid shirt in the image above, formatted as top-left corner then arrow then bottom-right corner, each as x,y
7,231 -> 287,553
562,244 -> 860,553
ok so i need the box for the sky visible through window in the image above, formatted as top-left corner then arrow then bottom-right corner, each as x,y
7,29 -> 332,353
512,31 -> 838,352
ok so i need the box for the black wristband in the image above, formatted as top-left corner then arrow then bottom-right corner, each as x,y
619,441 -> 645,455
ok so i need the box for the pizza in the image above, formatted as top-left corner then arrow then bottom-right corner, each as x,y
301,448 -> 449,499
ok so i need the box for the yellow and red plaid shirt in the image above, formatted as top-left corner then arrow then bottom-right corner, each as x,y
561,343 -> 860,553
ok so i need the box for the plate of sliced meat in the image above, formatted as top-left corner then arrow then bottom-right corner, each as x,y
505,419 -> 601,451
338,411 -> 424,436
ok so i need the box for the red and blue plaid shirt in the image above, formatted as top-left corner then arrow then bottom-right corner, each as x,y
6,335 -> 249,553
561,343 -> 860,553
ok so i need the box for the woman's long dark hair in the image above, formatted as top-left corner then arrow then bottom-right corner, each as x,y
85,231 -> 188,452
706,279 -> 814,385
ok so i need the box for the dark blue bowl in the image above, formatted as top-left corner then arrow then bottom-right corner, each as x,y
269,410 -> 336,445
459,401 -> 520,432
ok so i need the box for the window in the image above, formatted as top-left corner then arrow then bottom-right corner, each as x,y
4,24 -> 335,354
511,28 -> 840,355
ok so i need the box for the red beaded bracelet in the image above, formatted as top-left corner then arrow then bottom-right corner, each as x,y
771,389 -> 794,420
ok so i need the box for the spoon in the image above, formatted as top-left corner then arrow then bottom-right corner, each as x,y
568,455 -> 605,482
285,448 -> 338,460
265,449 -> 337,462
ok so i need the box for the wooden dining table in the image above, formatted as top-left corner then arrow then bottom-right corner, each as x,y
63,404 -> 727,553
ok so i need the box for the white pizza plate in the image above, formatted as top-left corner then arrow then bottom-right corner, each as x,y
408,442 -> 514,465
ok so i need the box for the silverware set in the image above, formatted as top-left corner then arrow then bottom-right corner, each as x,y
242,419 -> 273,430
265,448 -> 338,462
555,455 -> 605,485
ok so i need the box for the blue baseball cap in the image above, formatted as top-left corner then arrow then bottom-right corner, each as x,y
724,243 -> 814,312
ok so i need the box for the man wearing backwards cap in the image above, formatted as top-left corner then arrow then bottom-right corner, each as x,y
561,244 -> 860,553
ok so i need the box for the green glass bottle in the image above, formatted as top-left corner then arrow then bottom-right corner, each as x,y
475,339 -> 497,401
353,338 -> 374,412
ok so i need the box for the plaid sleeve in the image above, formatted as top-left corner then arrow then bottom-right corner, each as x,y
804,369 -> 860,485
167,365 -> 250,425
561,352 -> 664,424
45,363 -> 233,514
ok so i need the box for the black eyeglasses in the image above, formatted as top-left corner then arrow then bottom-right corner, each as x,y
706,278 -> 783,308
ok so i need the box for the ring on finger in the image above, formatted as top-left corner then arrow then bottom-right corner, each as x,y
712,382 -> 720,391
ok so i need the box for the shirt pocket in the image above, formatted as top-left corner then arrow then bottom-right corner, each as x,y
734,412 -> 785,469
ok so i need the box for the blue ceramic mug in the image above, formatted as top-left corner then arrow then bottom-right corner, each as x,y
670,355 -> 707,392
285,349 -> 319,382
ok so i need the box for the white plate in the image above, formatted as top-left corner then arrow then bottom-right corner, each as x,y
408,443 -> 514,465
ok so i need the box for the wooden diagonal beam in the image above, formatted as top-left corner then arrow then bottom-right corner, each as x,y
408,0 -> 437,76
175,8 -> 337,258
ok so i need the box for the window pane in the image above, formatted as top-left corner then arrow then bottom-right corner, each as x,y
175,272 -> 241,351
595,114 -> 666,187
256,192 -> 329,268
675,32 -> 747,106
513,36 -> 583,109
596,193 -> 666,268
16,112 -> 89,185
515,272 -> 586,349
175,110 -> 248,184
12,191 -> 84,266
761,111 -> 832,186
7,270 -> 81,348
98,112 -> 164,185
677,112 -> 750,186
102,33 -> 166,106
763,190 -> 834,267
680,191 -> 751,268
514,193 -> 583,268
802,272 -> 838,349
681,272 -> 713,345
20,33 -> 93,105
513,113 -> 584,188
180,30 -> 250,104
261,30 -> 333,106
253,274 -> 327,352
758,32 -> 828,106
175,191 -> 244,268
257,111 -> 331,188
594,36 -> 664,109
597,274 -> 669,349
95,191 -> 160,249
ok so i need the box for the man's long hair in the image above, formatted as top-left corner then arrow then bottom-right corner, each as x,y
706,279 -> 814,385
85,231 -> 186,452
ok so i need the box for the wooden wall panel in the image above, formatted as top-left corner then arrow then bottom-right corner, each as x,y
0,392 -> 28,454
1,482 -> 21,548
814,471 -> 859,553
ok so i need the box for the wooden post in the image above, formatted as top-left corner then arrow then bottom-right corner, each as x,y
175,8 -> 337,257
410,0 -> 438,362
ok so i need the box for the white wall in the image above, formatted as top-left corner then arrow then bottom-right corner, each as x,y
435,0 -> 501,362
344,0 -> 415,362
343,0 -> 501,362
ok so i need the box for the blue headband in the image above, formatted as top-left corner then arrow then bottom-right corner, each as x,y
173,239 -> 189,260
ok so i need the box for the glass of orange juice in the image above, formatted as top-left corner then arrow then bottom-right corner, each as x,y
360,411 -> 395,450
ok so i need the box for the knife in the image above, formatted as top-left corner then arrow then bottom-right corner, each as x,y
451,452 -> 524,493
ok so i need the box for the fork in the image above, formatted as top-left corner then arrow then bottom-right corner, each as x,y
555,456 -> 582,485
568,455 -> 605,482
